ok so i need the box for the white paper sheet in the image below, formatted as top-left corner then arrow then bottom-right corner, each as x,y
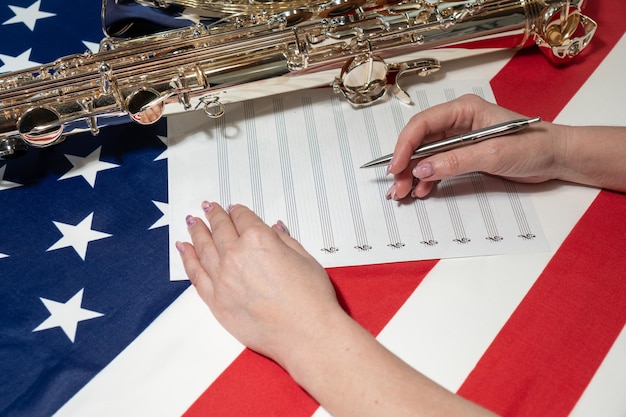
167,80 -> 548,280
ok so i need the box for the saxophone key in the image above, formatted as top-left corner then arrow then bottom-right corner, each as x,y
126,88 -> 165,125
16,107 -> 65,148
0,136 -> 29,160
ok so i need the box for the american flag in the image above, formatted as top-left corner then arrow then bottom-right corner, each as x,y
1,1 -> 625,417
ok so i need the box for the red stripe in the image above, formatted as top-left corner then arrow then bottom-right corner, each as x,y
490,1 -> 626,121
458,190 -> 626,416
183,261 -> 438,417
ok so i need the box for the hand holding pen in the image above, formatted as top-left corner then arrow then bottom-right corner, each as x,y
381,94 -> 565,200
361,116 -> 541,169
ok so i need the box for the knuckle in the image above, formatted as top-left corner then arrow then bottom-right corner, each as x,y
457,93 -> 484,106
440,151 -> 464,174
220,247 -> 240,269
243,224 -> 270,245
195,239 -> 212,256
209,214 -> 230,231
188,269 -> 203,286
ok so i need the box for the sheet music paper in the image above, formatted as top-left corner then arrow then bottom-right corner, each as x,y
167,80 -> 548,280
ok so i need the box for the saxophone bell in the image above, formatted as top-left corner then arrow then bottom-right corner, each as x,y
535,1 -> 597,63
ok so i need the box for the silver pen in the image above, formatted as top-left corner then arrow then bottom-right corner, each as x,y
360,116 -> 542,169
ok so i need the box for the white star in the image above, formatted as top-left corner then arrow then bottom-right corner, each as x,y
0,48 -> 39,72
82,40 -> 100,54
0,253 -> 8,259
154,135 -> 168,161
149,200 -> 169,230
47,213 -> 112,261
176,12 -> 201,24
59,146 -> 119,188
0,165 -> 22,191
33,288 -> 104,343
3,0 -> 55,31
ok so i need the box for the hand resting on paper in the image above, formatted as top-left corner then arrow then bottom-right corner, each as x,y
176,202 -> 498,417
387,94 -> 626,199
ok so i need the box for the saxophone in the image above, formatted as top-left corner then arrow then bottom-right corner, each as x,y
0,0 -> 596,159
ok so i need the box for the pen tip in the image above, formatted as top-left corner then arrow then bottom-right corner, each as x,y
360,161 -> 380,169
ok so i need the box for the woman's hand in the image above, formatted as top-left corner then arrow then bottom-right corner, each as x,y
176,202 -> 341,368
176,202 -> 500,417
388,94 -> 567,199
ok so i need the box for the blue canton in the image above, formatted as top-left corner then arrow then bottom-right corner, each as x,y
0,1 -> 190,415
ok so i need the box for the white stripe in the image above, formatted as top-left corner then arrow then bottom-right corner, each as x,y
553,33 -> 626,127
375,187 -> 598,392
54,288 -> 244,417
569,325 -> 626,417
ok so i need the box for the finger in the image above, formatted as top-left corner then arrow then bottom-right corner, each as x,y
389,162 -> 418,199
185,213 -> 221,275
202,201 -> 240,253
227,203 -> 269,235
389,97 -> 474,174
390,95 -> 510,175
411,179 -> 437,199
412,134 -> 518,182
271,220 -> 313,259
175,240 -> 214,299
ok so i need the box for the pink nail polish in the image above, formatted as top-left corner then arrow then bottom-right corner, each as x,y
227,204 -> 235,213
175,241 -> 185,253
385,159 -> 393,175
276,220 -> 290,236
185,215 -> 196,227
201,201 -> 213,213
413,162 -> 434,179
385,183 -> 396,200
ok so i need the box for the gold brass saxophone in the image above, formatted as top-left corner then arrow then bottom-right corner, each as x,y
0,0 -> 596,159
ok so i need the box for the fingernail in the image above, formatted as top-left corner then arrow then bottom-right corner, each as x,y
413,162 -> 434,179
201,201 -> 213,213
385,159 -> 392,175
275,220 -> 290,236
175,241 -> 185,253
185,215 -> 196,227
227,204 -> 235,213
385,183 -> 397,200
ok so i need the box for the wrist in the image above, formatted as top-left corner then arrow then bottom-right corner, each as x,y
275,305 -> 376,393
540,122 -> 574,182
550,125 -> 626,191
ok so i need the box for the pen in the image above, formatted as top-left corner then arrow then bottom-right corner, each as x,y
360,116 -> 542,169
